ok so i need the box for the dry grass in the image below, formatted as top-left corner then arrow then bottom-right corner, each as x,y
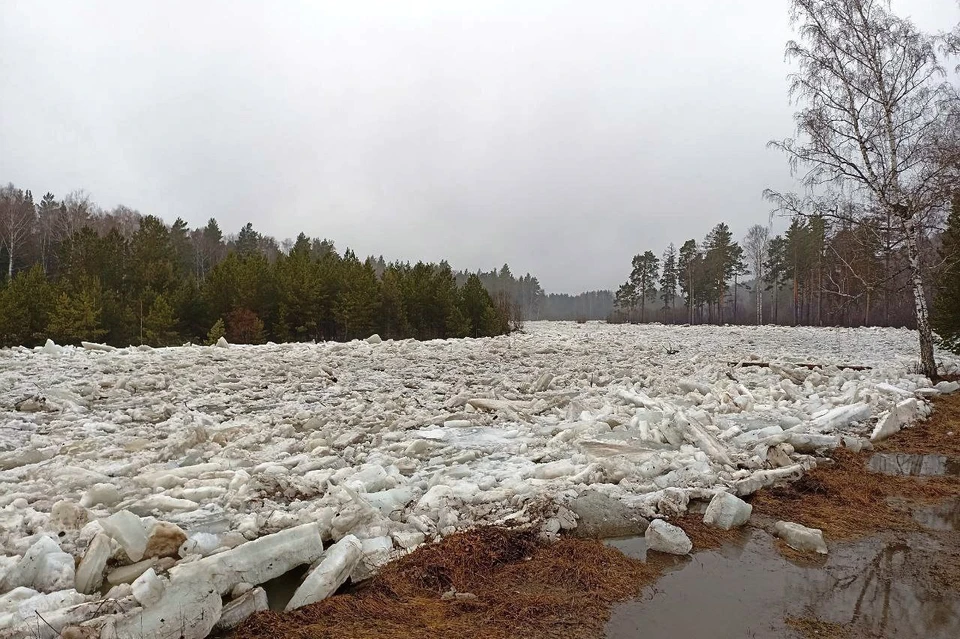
875,391 -> 960,457
229,527 -> 668,639
752,393 -> 960,540
752,448 -> 958,539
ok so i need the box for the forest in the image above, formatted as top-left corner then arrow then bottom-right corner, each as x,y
0,187 -> 529,347
611,211 -> 953,329
2,181 -> 958,350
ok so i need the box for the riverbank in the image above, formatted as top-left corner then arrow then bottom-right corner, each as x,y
229,391 -> 960,639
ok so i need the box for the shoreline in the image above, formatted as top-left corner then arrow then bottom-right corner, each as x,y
228,391 -> 960,639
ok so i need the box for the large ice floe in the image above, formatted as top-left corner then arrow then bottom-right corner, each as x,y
0,322 -> 957,637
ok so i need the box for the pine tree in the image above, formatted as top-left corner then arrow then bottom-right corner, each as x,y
46,279 -> 106,344
678,240 -> 701,324
933,194 -> 960,354
659,243 -> 678,319
630,251 -> 659,323
130,215 -> 175,298
335,255 -> 380,340
0,265 -> 55,346
276,233 -> 322,340
613,282 -> 637,323
169,217 -> 193,277
703,223 -> 740,324
765,235 -> 789,325
785,219 -> 811,325
142,294 -> 180,346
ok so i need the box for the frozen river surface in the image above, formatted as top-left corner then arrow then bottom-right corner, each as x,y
0,322 -> 957,637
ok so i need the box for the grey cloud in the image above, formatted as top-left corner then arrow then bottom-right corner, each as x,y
1,0 -> 955,292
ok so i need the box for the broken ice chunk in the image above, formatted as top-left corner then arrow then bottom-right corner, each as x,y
107,558 -> 158,586
1,536 -> 62,591
702,492 -> 752,530
100,510 -> 148,562
80,483 -> 122,508
774,521 -> 827,554
811,403 -> 872,432
170,522 -> 325,596
215,587 -> 268,631
131,568 -> 165,607
75,533 -> 112,594
645,519 -> 692,555
33,548 -> 75,592
285,534 -> 363,610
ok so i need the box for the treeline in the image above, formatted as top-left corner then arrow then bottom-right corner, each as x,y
451,266 -> 614,321
611,212 -> 956,331
0,185 -> 520,347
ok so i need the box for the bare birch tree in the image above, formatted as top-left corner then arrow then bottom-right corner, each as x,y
744,224 -> 771,325
0,184 -> 36,279
767,0 -> 960,378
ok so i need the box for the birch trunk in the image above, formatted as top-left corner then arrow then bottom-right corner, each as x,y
904,218 -> 937,379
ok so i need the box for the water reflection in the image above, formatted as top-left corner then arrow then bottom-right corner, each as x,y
911,500 -> 960,532
606,529 -> 960,639
866,453 -> 960,476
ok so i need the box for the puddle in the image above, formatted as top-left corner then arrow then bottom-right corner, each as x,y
911,499 -> 960,532
606,529 -> 960,639
604,536 -> 648,560
260,563 -> 310,610
866,453 -> 960,476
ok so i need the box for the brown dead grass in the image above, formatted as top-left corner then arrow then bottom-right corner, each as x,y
752,448 -> 958,539
752,393 -> 960,540
229,527 -> 668,639
875,391 -> 960,457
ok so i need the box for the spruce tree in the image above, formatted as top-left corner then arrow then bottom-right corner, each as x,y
459,273 -> 500,337
235,223 -> 261,258
379,265 -> 409,339
933,195 -> 960,354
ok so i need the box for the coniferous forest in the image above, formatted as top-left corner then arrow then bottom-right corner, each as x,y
2,182 -> 959,351
0,186 -> 525,347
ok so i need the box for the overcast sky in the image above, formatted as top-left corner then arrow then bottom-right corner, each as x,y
1,1 -> 957,293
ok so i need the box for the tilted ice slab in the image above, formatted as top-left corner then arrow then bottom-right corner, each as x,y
0,322 -> 956,635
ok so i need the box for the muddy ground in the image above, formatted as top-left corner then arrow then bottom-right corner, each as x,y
229,393 -> 960,639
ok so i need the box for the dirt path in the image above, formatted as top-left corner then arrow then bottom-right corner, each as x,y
227,393 -> 960,639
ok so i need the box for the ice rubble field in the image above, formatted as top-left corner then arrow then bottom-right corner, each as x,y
0,321 -> 958,637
